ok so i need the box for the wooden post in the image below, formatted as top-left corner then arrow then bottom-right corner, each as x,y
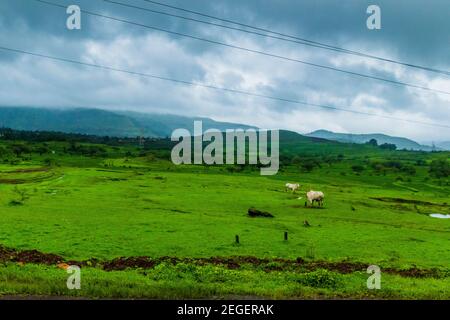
235,235 -> 240,244
284,231 -> 288,241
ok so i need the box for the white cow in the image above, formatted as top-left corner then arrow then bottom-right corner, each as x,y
285,183 -> 300,193
306,190 -> 324,207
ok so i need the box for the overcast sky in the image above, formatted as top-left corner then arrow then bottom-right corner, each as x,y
0,0 -> 449,142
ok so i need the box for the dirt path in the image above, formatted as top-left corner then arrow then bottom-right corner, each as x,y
0,245 -> 447,279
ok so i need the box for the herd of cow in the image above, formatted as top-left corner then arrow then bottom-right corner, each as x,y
285,183 -> 325,207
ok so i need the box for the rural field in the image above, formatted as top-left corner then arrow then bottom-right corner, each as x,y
0,129 -> 449,299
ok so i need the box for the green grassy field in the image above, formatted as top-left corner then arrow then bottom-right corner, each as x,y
0,132 -> 449,299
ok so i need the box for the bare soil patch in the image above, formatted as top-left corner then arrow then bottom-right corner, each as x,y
0,245 -> 446,279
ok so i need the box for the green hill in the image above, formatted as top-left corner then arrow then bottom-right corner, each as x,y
306,129 -> 436,151
0,107 -> 255,138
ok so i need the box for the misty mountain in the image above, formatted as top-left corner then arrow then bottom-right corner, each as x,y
434,141 -> 450,151
0,107 -> 443,153
0,107 -> 255,138
306,130 -> 437,151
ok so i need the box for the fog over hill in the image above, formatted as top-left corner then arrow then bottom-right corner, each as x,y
0,107 -> 255,138
0,107 -> 444,151
306,130 -> 437,151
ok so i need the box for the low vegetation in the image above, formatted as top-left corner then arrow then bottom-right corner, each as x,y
0,128 -> 448,299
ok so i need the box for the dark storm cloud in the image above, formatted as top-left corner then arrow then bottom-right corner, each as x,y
3,0 -> 448,63
232,0 -> 449,65
0,0 -> 448,141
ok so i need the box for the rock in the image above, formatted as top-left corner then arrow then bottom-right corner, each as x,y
247,208 -> 274,218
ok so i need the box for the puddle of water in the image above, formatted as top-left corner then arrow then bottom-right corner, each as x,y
429,214 -> 450,219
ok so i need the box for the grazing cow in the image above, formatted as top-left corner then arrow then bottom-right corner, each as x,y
306,190 -> 324,207
285,183 -> 300,193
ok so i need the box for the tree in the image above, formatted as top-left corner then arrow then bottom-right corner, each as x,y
35,145 -> 50,156
400,164 -> 416,175
366,138 -> 378,146
11,144 -> 30,157
429,160 -> 450,178
300,159 -> 321,172
351,164 -> 365,173
0,145 -> 8,157
379,143 -> 397,150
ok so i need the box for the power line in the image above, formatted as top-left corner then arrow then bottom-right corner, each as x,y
32,0 -> 450,96
138,0 -> 450,76
101,1 -> 364,61
0,45 -> 448,129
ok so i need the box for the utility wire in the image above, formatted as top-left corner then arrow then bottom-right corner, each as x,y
138,0 -> 450,76
1,45 -> 448,129
31,0 -> 450,96
102,0 -> 360,58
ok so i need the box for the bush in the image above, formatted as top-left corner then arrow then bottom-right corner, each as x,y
291,156 -> 302,165
9,200 -> 23,206
400,164 -> 416,175
416,159 -> 427,166
366,139 -> 378,146
384,161 -> 402,169
351,164 -> 365,173
300,159 -> 321,172
11,143 -> 31,157
429,159 -> 450,178
370,160 -> 416,175
379,143 -> 397,150
295,269 -> 342,289
43,158 -> 57,166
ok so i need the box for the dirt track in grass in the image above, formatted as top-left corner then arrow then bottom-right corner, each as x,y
0,245 -> 447,279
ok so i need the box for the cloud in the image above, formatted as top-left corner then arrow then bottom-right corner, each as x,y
0,0 -> 448,142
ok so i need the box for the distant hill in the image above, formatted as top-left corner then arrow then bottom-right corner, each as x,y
0,107 -> 255,138
0,107 -> 442,153
306,130 -> 436,151
434,141 -> 450,151
117,111 -> 257,137
277,130 -> 391,157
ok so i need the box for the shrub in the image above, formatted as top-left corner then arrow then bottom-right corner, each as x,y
300,159 -> 321,172
400,164 -> 416,175
383,161 -> 402,169
11,143 -> 31,157
366,139 -> 378,146
43,158 -> 56,166
415,159 -> 427,166
295,269 -> 342,289
429,159 -> 450,178
370,160 -> 416,175
291,156 -> 302,165
9,200 -> 23,206
379,143 -> 397,150
351,164 -> 365,173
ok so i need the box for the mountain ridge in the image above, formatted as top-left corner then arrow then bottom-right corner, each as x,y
0,107 -> 443,151
305,129 -> 437,151
0,107 -> 256,138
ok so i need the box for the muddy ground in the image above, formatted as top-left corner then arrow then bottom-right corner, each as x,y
0,245 -> 447,278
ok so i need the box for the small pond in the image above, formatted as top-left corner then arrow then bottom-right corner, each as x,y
429,214 -> 450,219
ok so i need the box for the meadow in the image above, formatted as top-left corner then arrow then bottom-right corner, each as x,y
0,130 -> 449,299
